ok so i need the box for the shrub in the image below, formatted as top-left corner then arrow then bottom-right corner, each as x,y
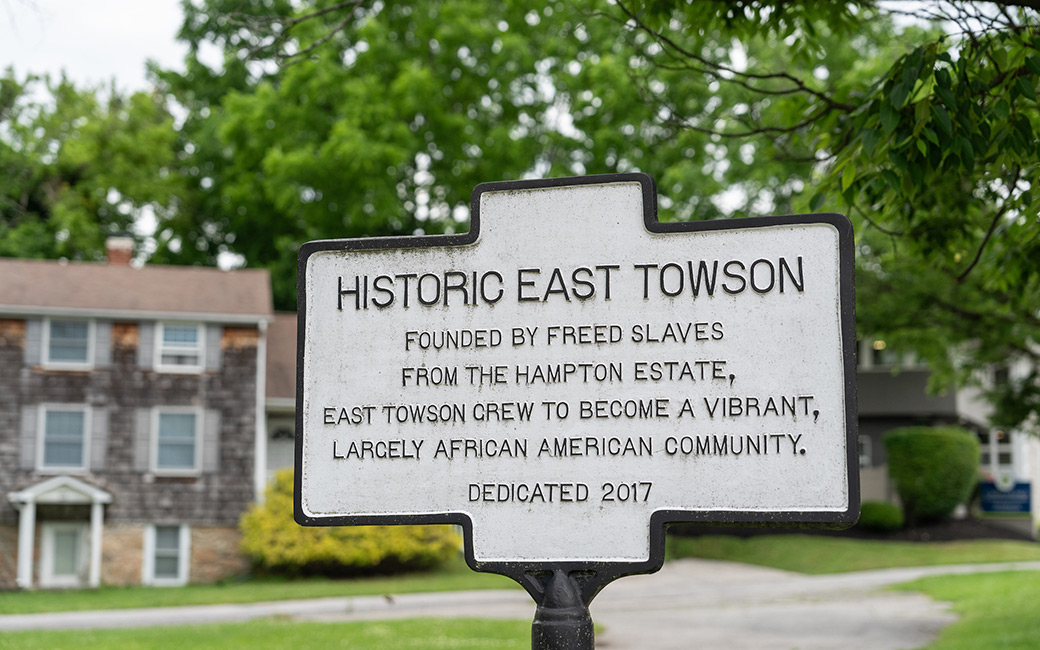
883,426 -> 980,525
240,469 -> 461,576
856,501 -> 905,532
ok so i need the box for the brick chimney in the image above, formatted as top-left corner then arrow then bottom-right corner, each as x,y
105,236 -> 135,266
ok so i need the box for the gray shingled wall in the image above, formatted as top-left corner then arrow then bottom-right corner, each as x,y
0,320 -> 257,527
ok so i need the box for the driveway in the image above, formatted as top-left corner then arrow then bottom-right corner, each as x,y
4,559 -> 1040,649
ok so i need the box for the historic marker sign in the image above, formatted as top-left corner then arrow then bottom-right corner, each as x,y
296,173 -> 857,572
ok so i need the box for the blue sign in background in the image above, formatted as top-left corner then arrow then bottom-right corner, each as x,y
979,481 -> 1031,513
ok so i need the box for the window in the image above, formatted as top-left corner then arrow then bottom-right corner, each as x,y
979,429 -> 1014,473
153,409 -> 200,474
858,435 -> 872,468
143,525 -> 190,586
156,323 -> 204,372
44,319 -> 93,368
153,526 -> 182,579
39,406 -> 90,472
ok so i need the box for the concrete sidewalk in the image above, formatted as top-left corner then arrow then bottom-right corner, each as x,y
4,559 -> 1040,649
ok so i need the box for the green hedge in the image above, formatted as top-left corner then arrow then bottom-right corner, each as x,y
240,469 -> 461,576
884,426 -> 979,525
857,500 -> 905,531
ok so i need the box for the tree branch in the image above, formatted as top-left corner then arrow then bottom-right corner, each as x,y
614,0 -> 857,113
229,0 -> 367,63
955,166 -> 1021,283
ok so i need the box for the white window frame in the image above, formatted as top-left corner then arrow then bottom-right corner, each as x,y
37,404 -> 91,473
42,318 -> 95,370
39,522 -> 90,589
155,322 -> 205,374
980,428 -> 1015,475
151,407 -> 203,476
142,524 -> 191,586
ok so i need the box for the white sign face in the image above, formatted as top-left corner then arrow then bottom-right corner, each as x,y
297,174 -> 857,566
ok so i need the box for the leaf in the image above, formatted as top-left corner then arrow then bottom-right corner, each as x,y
1015,77 -> 1036,102
881,102 -> 900,135
881,169 -> 901,192
890,81 -> 910,108
992,98 -> 1011,120
809,192 -> 827,212
958,136 -> 975,170
935,83 -> 956,108
914,99 -> 930,129
916,139 -> 928,157
841,163 -> 857,192
1026,55 -> 1040,75
931,105 -> 953,137
861,127 -> 881,157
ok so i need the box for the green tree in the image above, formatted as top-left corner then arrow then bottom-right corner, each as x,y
560,1 -> 1040,429
154,1 -> 1039,429
0,70 -> 180,260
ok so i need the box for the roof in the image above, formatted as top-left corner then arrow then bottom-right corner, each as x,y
0,258 -> 272,323
8,475 -> 113,506
266,311 -> 298,402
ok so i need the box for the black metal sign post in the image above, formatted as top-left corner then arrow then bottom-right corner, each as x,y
296,174 -> 859,650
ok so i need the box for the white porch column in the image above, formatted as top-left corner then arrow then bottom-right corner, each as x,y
254,318 -> 269,502
16,500 -> 36,589
89,501 -> 104,588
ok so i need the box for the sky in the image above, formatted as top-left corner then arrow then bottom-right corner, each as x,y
1,0 -> 187,92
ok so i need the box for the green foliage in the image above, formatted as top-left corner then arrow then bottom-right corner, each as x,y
604,2 -> 1040,432
151,5 -> 1040,437
0,69 -> 181,260
240,470 -> 461,576
154,0 -> 904,309
884,427 -> 980,525
856,501 -> 905,532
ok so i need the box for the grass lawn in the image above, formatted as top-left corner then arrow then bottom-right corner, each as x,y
897,571 -> 1040,650
0,617 -> 529,650
0,556 -> 517,615
665,534 -> 1040,574
5,535 -> 1039,615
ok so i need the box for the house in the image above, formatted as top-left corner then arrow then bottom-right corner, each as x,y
0,238 -> 272,590
856,337 -> 1037,527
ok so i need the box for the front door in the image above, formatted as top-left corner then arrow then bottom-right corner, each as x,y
39,523 -> 89,588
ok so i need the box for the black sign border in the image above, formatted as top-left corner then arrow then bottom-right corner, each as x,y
295,172 -> 858,591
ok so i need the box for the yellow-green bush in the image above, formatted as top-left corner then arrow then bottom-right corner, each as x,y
240,469 -> 461,576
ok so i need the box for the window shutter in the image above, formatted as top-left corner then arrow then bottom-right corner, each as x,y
25,319 -> 42,366
205,325 -> 222,372
138,322 -> 155,369
20,405 -> 38,470
91,408 -> 108,471
202,409 -> 221,472
134,409 -> 152,472
94,321 -> 112,368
